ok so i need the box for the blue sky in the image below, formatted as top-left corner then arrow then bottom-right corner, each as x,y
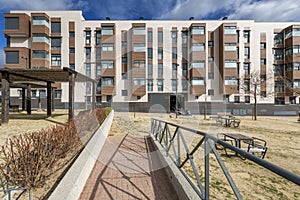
1,0 -> 300,66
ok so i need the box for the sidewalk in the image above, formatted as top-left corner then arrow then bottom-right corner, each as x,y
79,134 -> 178,200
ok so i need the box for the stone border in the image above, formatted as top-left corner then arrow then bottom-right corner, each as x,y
49,110 -> 114,200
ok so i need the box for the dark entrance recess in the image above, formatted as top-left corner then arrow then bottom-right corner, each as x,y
170,95 -> 176,112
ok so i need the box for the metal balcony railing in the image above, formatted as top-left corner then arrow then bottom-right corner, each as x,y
151,118 -> 300,200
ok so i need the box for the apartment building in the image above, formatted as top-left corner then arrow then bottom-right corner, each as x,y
3,10 -> 300,114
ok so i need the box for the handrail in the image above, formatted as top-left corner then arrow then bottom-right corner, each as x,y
151,118 -> 300,200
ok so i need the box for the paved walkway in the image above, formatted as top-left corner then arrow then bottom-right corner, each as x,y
79,134 -> 178,200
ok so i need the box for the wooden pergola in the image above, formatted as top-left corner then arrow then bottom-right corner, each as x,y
0,67 -> 96,123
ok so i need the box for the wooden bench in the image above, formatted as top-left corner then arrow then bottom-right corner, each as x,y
9,105 -> 20,112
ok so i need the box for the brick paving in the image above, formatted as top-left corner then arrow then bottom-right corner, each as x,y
80,134 -> 179,200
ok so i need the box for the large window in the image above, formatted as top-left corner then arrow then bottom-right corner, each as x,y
148,64 -> 153,75
191,26 -> 204,35
96,31 -> 101,45
133,27 -> 145,35
224,26 -> 236,34
182,79 -> 188,91
51,37 -> 61,50
69,32 -> 75,37
85,63 -> 91,77
172,64 -> 178,76
158,48 -> 163,59
102,26 -> 114,35
172,47 -> 177,59
244,79 -> 250,91
6,51 -> 19,64
171,31 -> 177,43
192,43 -> 204,51
171,80 -> 177,91
32,50 -> 49,59
274,49 -> 283,60
85,47 -> 91,59
275,81 -> 284,92
133,43 -> 146,52
191,77 -> 204,85
133,60 -> 145,68
102,77 -> 114,86
182,63 -> 188,77
190,61 -> 205,68
39,90 -> 46,98
244,47 -> 250,59
274,33 -> 283,45
54,90 -> 62,99
275,97 -> 285,105
158,31 -> 163,43
102,43 -> 114,52
158,64 -> 163,75
85,31 -> 91,44
260,43 -> 266,49
148,48 -> 153,59
244,63 -> 250,75
293,79 -> 300,88
32,16 -> 49,27
102,60 -> 114,69
224,77 -> 238,85
5,17 -> 19,30
224,43 -> 236,51
224,60 -> 237,68
285,28 -> 300,39
33,34 -> 50,43
133,78 -> 146,86
274,64 -> 284,76
51,22 -> 61,34
147,79 -> 153,91
157,79 -> 163,91
182,31 -> 188,44
51,55 -> 61,66
244,31 -> 250,43
96,64 -> 101,75
148,31 -> 153,43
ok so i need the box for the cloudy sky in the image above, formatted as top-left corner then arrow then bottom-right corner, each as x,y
1,0 -> 300,66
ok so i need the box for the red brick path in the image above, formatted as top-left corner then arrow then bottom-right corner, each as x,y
79,134 -> 178,200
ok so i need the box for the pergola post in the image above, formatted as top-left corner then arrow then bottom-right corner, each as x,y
47,82 -> 52,117
26,84 -> 31,115
92,81 -> 96,110
51,88 -> 55,111
22,88 -> 25,111
69,73 -> 75,122
1,72 -> 10,123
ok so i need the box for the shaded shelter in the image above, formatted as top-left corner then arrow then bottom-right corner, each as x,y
0,67 -> 95,123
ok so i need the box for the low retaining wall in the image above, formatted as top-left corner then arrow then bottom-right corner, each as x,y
49,110 -> 114,200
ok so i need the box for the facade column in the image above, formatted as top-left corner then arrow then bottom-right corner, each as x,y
26,84 -> 31,115
69,73 -> 75,122
1,72 -> 10,123
92,81 -> 96,110
22,88 -> 25,111
47,82 -> 52,117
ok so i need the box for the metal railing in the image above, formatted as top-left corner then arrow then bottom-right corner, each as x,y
151,118 -> 300,200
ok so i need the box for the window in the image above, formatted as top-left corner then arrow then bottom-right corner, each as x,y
285,28 -> 300,39
69,48 -> 75,53
5,17 -> 19,30
157,79 -> 163,91
293,79 -> 300,88
192,43 -> 204,51
70,64 -> 75,70
122,57 -> 127,64
148,31 -> 153,43
102,26 -> 114,35
54,90 -> 62,99
96,31 -> 101,44
50,37 -> 60,49
190,61 -> 205,68
244,47 -> 250,59
86,47 -> 91,59
208,89 -> 214,96
234,96 -> 240,103
260,59 -> 266,65
96,47 -> 101,60
96,64 -> 101,75
33,34 -> 50,43
237,47 -> 239,58
182,31 -> 188,44
172,64 -> 178,75
102,77 -> 114,86
225,77 -> 238,85
122,41 -> 127,48
275,97 -> 285,105
32,16 -> 49,27
274,33 -> 283,45
86,83 -> 91,94
274,49 -> 283,60
133,60 -> 145,68
191,26 -> 204,35
182,79 -> 188,91
224,95 -> 230,103
260,91 -> 266,97
85,31 -> 91,44
245,96 -> 250,103
293,63 -> 300,70
171,80 -> 177,91
244,63 -> 250,75
51,22 -> 61,34
171,31 -> 177,43
275,81 -> 284,92
39,90 -> 46,98
6,51 -> 19,64
224,26 -> 236,34
133,27 -> 145,35
182,47 -> 188,60
102,60 -> 114,69
148,64 -> 153,75
260,43 -> 266,49
122,90 -> 128,96
244,31 -> 250,43
182,63 -> 188,76
147,79 -> 153,91
32,50 -> 49,59
244,79 -> 250,91
224,60 -> 237,68
290,97 -> 296,104
191,77 -> 204,85
107,95 -> 113,103
208,41 -> 214,47
31,90 -> 37,98
274,64 -> 284,76
122,73 -> 128,79
148,48 -> 153,59
51,55 -> 61,66
85,63 -> 91,76
172,47 -> 177,59
133,43 -> 146,52
208,73 -> 214,79
158,48 -> 163,59
69,32 -> 75,37
158,64 -> 163,75
102,43 -> 114,52
158,31 -> 163,43
224,43 -> 236,51
133,78 -> 146,86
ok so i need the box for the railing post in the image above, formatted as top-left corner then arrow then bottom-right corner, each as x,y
205,137 -> 210,200
177,128 -> 181,166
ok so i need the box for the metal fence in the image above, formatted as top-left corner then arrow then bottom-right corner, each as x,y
151,118 -> 300,200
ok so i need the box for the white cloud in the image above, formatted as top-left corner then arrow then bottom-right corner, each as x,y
0,49 -> 4,68
0,0 -> 88,11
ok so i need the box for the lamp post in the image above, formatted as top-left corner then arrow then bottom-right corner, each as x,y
21,56 -> 28,69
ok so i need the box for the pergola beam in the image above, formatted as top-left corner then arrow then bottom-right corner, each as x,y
26,84 -> 31,115
68,73 -> 75,122
1,72 -> 10,124
47,82 -> 52,117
